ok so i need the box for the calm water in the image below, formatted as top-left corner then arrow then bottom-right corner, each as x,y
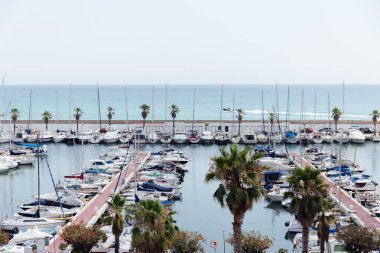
1,84 -> 380,122
1,142 -> 379,252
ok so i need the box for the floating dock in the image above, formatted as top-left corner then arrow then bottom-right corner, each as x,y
290,151 -> 380,231
45,151 -> 150,253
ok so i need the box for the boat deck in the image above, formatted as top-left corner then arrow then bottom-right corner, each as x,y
290,151 -> 380,231
46,151 -> 150,253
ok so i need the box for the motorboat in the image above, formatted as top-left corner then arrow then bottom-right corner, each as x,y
200,131 -> 213,144
333,130 -> 350,144
348,128 -> 365,144
267,187 -> 288,202
0,215 -> 65,233
64,132 -> 77,145
102,126 -> 120,144
373,134 -> 380,142
25,129 -> 39,143
11,129 -> 26,144
147,130 -> 162,144
285,219 -> 302,234
186,129 -> 200,144
310,133 -> 323,144
172,130 -> 188,144
34,188 -> 84,209
297,133 -> 310,144
229,134 -> 241,144
284,131 -> 298,144
214,130 -> 229,145
241,128 -> 257,144
39,131 -> 54,142
53,131 -> 66,143
77,128 -> 93,143
18,206 -> 76,219
269,133 -> 283,144
9,226 -> 53,244
90,132 -> 103,144
0,131 -> 12,143
256,131 -> 269,143
321,132 -> 333,143
160,132 -> 172,144
133,128 -> 146,144
119,129 -> 133,143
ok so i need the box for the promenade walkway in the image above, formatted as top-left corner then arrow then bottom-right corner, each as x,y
45,152 -> 150,253
290,151 -> 380,231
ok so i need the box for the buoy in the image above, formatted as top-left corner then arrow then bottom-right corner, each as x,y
210,240 -> 218,249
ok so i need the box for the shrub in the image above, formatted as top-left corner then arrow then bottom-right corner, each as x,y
62,222 -> 106,253
0,230 -> 9,246
172,230 -> 206,253
336,225 -> 380,253
227,231 -> 273,253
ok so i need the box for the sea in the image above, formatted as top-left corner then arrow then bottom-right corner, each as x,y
1,84 -> 380,122
1,84 -> 380,252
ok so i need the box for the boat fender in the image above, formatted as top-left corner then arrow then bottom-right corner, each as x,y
365,192 -> 371,197
285,221 -> 290,227
275,189 -> 280,194
321,162 -> 325,166
345,181 -> 350,187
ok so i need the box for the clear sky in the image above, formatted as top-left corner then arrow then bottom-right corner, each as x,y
0,0 -> 379,84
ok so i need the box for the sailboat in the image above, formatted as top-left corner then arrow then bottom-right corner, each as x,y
214,85 -> 229,145
1,134 -> 65,233
187,88 -> 200,144
229,93 -> 241,144
90,83 -> 104,144
147,85 -> 161,144
256,90 -> 269,143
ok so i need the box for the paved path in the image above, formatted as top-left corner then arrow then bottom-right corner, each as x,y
290,151 -> 380,230
45,152 -> 149,253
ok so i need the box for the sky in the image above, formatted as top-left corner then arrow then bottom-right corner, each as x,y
0,0 -> 380,85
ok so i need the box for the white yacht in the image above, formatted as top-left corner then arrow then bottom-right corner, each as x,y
102,126 -> 120,144
267,187 -> 287,202
256,131 -> 269,143
147,130 -> 163,144
0,131 -> 12,143
0,216 -> 65,232
333,130 -> 350,144
133,128 -> 146,144
90,131 -> 103,144
11,128 -> 27,144
310,133 -> 323,144
53,131 -> 66,143
39,131 -> 54,142
77,128 -> 93,143
348,128 -> 365,144
18,206 -> 76,219
187,129 -> 200,144
229,134 -> 241,144
321,132 -> 333,143
172,130 -> 188,144
241,129 -> 257,144
119,129 -> 133,143
214,130 -> 229,145
200,131 -> 214,144
25,129 -> 39,143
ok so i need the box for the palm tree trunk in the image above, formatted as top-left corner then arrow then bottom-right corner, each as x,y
320,238 -> 325,253
13,122 -> 16,134
76,121 -> 79,134
302,225 -> 309,253
45,123 -> 48,130
143,119 -> 145,129
232,217 -> 243,253
172,118 -> 175,135
115,235 -> 120,253
334,121 -> 337,133
238,121 -> 241,135
109,118 -> 111,126
374,122 -> 376,135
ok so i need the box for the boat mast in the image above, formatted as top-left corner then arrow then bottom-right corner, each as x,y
56,90 -> 59,131
27,89 -> 32,129
328,92 -> 331,130
37,133 -> 41,217
313,89 -> 316,131
232,92 -> 235,134
285,86 -> 290,131
151,85 -> 155,132
125,86 -> 128,129
97,82 -> 102,130
261,90 -> 265,132
69,83 -> 72,133
275,84 -> 280,133
219,84 -> 223,130
192,88 -> 196,129
165,84 -> 168,124
342,81 -> 345,128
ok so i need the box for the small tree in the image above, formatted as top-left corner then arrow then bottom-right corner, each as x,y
336,225 -> 380,253
107,107 -> 115,126
73,107 -> 83,134
62,222 -> 106,253
41,111 -> 52,130
227,231 -> 273,253
236,108 -> 245,135
169,104 -> 180,135
10,108 -> 20,134
276,249 -> 288,253
331,107 -> 342,133
172,230 -> 206,253
0,230 -> 9,246
140,104 -> 150,129
370,109 -> 379,135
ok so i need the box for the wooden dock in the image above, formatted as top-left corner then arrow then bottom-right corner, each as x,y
290,151 -> 380,231
45,151 -> 150,253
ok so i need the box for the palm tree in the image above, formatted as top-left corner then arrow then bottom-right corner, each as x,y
169,104 -> 180,135
107,107 -> 115,126
140,104 -> 150,129
106,194 -> 126,253
41,111 -> 52,130
317,199 -> 338,253
10,108 -> 20,134
331,107 -> 342,133
370,109 -> 379,135
129,200 -> 176,253
73,107 -> 83,134
236,108 -> 244,135
284,167 -> 328,253
205,145 -> 266,253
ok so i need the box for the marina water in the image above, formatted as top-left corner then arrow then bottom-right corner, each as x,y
1,141 -> 379,252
